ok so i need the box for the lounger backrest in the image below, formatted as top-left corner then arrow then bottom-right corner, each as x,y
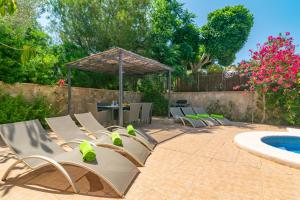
170,107 -> 184,118
141,103 -> 152,123
0,120 -> 64,161
193,107 -> 208,115
180,107 -> 196,115
46,115 -> 91,142
74,112 -> 106,133
128,103 -> 142,122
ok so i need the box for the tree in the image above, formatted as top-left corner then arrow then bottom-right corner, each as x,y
0,0 -> 46,63
0,23 -> 59,84
46,0 -> 152,89
147,0 -> 200,76
47,0 -> 150,54
0,0 -> 59,84
0,0 -> 17,16
190,46 -> 212,74
199,5 -> 254,67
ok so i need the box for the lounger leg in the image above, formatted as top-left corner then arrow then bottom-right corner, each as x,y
2,155 -> 79,193
179,118 -> 186,126
182,118 -> 197,128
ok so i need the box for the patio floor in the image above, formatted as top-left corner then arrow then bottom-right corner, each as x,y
1,119 -> 300,200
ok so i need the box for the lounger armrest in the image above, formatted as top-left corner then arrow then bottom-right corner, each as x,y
96,130 -> 113,135
106,125 -> 125,131
108,126 -> 144,135
87,132 -> 95,136
2,155 -> 79,193
134,129 -> 145,136
60,140 -> 81,148
60,140 -> 97,148
86,131 -> 111,138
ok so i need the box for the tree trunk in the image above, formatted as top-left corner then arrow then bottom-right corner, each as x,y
191,53 -> 212,74
251,92 -> 255,123
261,93 -> 266,123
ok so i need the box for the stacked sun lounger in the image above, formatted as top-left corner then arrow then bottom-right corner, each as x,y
0,114 -> 159,198
170,106 -> 233,128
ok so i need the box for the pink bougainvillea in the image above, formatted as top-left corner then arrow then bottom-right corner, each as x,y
238,32 -> 300,93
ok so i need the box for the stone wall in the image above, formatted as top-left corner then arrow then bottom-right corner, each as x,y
0,82 -> 258,121
0,82 -> 141,114
170,91 -> 258,121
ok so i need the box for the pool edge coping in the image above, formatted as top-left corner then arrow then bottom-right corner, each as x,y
234,130 -> 300,169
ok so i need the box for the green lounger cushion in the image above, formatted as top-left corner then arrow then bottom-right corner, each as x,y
210,114 -> 224,119
127,124 -> 136,136
80,140 -> 96,162
186,114 -> 200,120
197,114 -> 210,118
112,132 -> 123,146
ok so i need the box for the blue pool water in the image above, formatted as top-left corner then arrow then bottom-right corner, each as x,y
262,136 -> 300,154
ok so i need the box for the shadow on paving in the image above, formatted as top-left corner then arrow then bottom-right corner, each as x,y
140,119 -> 288,144
0,152 -> 17,164
0,165 -> 120,198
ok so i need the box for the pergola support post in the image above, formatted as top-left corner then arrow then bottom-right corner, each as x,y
167,70 -> 172,118
118,50 -> 124,126
67,66 -> 72,114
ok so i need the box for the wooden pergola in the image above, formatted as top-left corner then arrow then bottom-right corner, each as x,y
66,47 -> 173,126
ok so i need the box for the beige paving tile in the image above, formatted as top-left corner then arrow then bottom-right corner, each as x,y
159,134 -> 210,155
262,172 -> 300,200
236,150 -> 262,169
186,185 -> 218,200
213,141 -> 239,163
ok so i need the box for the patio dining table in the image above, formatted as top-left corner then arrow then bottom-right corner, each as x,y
97,104 -> 130,123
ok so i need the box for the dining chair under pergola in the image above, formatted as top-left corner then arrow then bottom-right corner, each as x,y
66,47 -> 173,126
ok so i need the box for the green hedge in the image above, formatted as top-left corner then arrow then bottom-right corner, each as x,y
142,91 -> 168,116
0,91 -> 58,126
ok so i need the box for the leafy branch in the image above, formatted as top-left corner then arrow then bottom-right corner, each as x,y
0,0 -> 17,16
0,0 -> 36,63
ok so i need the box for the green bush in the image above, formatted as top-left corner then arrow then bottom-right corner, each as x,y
142,90 -> 168,116
206,100 -> 233,119
139,76 -> 169,116
207,64 -> 224,74
0,91 -> 58,126
265,90 -> 300,125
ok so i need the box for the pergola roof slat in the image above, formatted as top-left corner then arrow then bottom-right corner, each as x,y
67,47 -> 173,75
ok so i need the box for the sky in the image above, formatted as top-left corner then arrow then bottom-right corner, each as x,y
179,0 -> 300,64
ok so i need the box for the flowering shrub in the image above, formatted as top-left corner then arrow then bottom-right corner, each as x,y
57,79 -> 65,87
238,33 -> 300,124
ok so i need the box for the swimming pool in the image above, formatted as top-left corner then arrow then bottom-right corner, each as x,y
234,131 -> 300,169
262,136 -> 300,154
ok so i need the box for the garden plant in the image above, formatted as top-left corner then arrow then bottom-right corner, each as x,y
238,32 -> 300,125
